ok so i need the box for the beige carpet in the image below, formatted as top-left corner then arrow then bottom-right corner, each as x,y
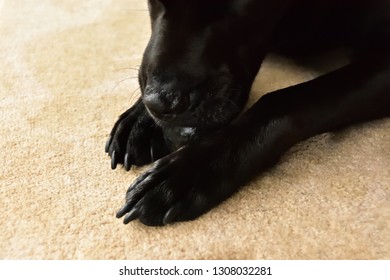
1,0 -> 389,260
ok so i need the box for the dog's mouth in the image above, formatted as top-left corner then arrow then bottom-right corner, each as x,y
142,82 -> 247,150
138,45 -> 253,149
144,81 -> 246,126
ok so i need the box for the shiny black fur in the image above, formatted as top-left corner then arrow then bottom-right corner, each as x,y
106,0 -> 390,226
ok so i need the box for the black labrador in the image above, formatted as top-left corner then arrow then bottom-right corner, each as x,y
106,0 -> 390,226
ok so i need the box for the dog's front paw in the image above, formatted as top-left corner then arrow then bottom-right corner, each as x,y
105,99 -> 170,171
116,136 -> 237,226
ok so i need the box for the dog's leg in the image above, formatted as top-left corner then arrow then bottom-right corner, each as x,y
116,55 -> 390,226
229,54 -> 390,180
106,98 -> 170,171
246,55 -> 390,143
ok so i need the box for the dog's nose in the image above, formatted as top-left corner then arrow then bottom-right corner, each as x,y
143,85 -> 189,119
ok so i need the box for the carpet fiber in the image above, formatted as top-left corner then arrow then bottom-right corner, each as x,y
1,0 -> 389,259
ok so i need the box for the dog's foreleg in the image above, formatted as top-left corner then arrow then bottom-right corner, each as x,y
230,55 -> 390,184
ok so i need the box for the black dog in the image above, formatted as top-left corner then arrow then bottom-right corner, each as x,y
106,0 -> 390,226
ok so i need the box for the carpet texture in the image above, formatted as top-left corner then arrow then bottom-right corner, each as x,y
1,0 -> 389,260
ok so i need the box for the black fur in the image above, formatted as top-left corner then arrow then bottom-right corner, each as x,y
106,0 -> 390,226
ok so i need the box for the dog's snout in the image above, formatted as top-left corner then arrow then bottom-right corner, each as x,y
143,84 -> 189,120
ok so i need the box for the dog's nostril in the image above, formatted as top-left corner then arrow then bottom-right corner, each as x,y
143,92 -> 188,119
143,94 -> 169,116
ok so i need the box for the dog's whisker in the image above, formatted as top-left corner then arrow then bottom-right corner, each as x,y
110,77 -> 139,93
129,87 -> 141,105
112,67 -> 140,72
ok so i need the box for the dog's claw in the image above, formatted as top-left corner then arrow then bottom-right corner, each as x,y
123,208 -> 139,224
116,203 -> 131,218
111,150 -> 118,170
124,153 -> 131,171
105,136 -> 112,153
150,145 -> 155,162
163,205 -> 180,225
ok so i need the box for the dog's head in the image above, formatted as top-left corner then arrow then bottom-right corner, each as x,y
139,0 -> 286,147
